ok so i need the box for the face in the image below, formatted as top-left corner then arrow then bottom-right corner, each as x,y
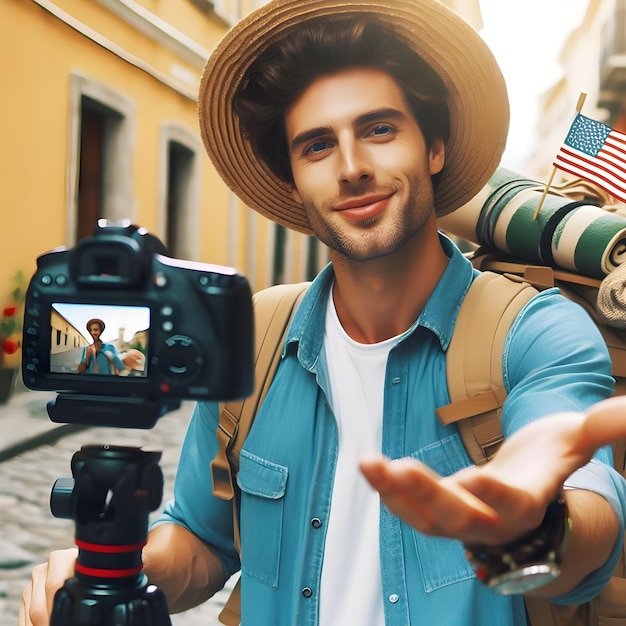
285,67 -> 445,262
88,324 -> 102,341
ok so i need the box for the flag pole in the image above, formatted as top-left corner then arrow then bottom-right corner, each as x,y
532,92 -> 587,220
531,167 -> 558,220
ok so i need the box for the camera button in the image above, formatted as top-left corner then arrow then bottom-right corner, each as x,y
154,273 -> 168,288
40,274 -> 52,286
55,275 -> 68,286
162,321 -> 174,332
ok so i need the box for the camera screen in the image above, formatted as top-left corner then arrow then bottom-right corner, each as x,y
50,303 -> 150,378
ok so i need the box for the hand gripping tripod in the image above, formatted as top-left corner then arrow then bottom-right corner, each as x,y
49,444 -> 172,626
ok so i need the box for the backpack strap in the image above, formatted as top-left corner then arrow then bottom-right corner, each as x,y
211,281 -> 311,505
436,272 -> 539,464
212,282 -> 310,626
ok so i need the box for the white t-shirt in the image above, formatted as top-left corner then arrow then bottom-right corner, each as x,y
319,290 -> 403,626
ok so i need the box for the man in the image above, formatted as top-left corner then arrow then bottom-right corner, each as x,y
76,318 -> 126,375
20,1 -> 626,625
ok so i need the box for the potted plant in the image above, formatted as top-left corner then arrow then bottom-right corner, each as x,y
0,271 -> 26,403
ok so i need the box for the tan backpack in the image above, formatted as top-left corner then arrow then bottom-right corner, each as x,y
210,269 -> 626,626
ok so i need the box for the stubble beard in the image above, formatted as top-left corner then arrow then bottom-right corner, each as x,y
303,177 -> 435,263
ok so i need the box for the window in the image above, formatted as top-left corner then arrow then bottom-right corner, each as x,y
159,125 -> 201,259
68,72 -> 136,245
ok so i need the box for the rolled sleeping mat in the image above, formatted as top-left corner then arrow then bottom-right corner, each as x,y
438,167 -> 626,278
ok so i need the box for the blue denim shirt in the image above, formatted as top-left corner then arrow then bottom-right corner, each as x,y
157,235 -> 626,626
79,343 -> 125,374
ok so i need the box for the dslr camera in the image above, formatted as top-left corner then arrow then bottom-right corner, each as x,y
22,220 -> 254,428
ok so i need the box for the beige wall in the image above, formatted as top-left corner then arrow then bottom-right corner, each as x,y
50,309 -> 88,356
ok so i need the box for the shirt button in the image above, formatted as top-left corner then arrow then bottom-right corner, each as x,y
311,518 -> 322,529
391,377 -> 401,384
388,594 -> 399,604
302,587 -> 313,598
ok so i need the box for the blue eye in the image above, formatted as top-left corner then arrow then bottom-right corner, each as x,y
309,141 -> 330,154
371,125 -> 391,136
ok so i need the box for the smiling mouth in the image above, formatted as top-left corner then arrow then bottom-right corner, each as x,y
334,193 -> 394,221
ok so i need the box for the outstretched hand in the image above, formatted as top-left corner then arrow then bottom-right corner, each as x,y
360,396 -> 626,546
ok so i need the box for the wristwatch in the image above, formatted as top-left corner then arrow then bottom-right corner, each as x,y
464,496 -> 572,594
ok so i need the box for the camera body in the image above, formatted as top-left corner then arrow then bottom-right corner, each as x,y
22,221 -> 254,427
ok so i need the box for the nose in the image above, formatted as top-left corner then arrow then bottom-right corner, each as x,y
337,138 -> 373,185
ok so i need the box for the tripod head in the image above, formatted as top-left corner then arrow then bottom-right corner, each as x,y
50,444 -> 171,626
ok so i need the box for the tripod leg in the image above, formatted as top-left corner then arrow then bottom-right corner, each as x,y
51,577 -> 172,626
50,445 -> 173,626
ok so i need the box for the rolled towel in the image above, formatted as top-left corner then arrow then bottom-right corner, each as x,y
439,168 -> 626,278
552,206 -> 626,276
597,262 -> 626,328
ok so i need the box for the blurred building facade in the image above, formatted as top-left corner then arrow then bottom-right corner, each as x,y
528,0 -> 626,181
1,0 -> 481,367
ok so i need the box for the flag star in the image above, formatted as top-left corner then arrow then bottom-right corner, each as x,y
565,114 -> 610,156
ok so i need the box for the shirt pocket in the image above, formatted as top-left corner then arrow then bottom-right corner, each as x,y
237,449 -> 288,589
410,434 -> 476,592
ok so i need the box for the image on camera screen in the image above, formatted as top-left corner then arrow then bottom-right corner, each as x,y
51,303 -> 150,377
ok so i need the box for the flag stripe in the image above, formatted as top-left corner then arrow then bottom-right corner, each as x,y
553,113 -> 626,204
555,146 -> 626,189
603,140 -> 626,166
553,158 -> 626,204
606,127 -> 626,145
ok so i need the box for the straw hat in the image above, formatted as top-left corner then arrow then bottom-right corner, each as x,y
198,0 -> 509,235
86,318 -> 105,332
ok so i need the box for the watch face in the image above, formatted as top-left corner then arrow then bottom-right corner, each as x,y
489,563 -> 561,595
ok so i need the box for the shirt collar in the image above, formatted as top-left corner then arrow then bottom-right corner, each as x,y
419,233 -> 476,350
285,232 -> 476,365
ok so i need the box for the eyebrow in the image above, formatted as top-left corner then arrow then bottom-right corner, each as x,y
289,107 -> 407,154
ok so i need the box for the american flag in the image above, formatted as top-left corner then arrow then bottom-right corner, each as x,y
553,113 -> 626,203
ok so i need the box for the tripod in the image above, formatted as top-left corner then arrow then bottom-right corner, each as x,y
49,444 -> 172,626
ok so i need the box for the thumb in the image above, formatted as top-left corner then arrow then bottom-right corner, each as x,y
581,396 -> 626,453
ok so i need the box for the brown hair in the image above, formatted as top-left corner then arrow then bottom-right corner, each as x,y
234,15 -> 450,186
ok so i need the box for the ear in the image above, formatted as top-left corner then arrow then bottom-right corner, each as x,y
428,137 -> 445,176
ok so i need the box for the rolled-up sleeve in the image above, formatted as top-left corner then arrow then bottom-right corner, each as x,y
152,401 -> 241,578
503,289 -> 615,432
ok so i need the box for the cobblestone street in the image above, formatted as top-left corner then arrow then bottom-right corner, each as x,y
0,391 -> 235,626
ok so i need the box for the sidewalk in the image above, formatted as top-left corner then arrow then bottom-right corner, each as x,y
0,381 -> 235,625
0,380 -> 87,462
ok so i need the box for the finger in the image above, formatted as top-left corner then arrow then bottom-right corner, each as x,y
43,549 -> 77,618
475,412 -> 587,496
360,456 -> 499,536
452,471 -> 545,537
481,398 -> 626,493
18,580 -> 31,626
23,563 -> 49,626
582,396 -> 626,453
360,456 -> 493,513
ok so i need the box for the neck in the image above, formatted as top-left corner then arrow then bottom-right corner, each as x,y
330,223 -> 448,344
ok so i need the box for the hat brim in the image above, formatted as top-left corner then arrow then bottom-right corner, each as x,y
86,318 -> 105,332
198,0 -> 509,235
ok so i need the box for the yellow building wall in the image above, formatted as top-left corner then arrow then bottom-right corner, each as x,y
0,0 -> 235,313
135,0 -> 230,42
